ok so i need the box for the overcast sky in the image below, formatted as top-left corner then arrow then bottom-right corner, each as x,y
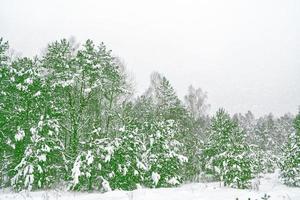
1,0 -> 299,116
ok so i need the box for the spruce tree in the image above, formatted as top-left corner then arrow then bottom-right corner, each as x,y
202,109 -> 253,189
141,119 -> 187,188
0,38 -> 10,187
254,115 -> 278,172
107,120 -> 147,190
145,73 -> 196,178
41,39 -> 129,186
0,55 -> 65,190
280,112 -> 300,187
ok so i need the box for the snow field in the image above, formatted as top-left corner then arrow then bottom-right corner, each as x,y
1,172 -> 299,200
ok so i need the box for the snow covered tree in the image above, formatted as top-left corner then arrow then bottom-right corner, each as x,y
143,73 -> 195,178
0,55 -> 65,190
41,39 -> 130,183
183,85 -> 211,180
11,116 -> 65,190
234,111 -> 294,174
69,134 -> 122,191
274,114 -> 295,155
233,111 -> 268,174
233,111 -> 256,144
0,38 -> 10,187
68,105 -> 146,191
254,114 -> 276,152
280,112 -> 300,187
107,121 -> 147,190
144,72 -> 187,122
142,119 -> 188,188
201,109 -> 253,189
68,104 -> 187,190
68,116 -> 146,191
253,114 -> 279,172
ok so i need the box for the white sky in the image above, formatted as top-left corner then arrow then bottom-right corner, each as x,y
1,0 -> 299,116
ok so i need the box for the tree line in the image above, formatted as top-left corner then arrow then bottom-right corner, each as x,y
0,38 -> 299,191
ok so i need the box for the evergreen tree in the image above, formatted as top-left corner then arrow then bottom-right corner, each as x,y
41,39 -> 129,183
141,72 -> 195,181
233,111 -> 256,145
233,112 -> 266,174
274,114 -> 295,155
68,106 -> 188,190
201,109 -> 253,189
0,38 -> 10,187
107,120 -> 147,190
69,132 -> 121,191
11,116 -> 64,190
280,112 -> 300,187
68,107 -> 146,191
254,114 -> 279,172
0,55 -> 65,190
141,119 -> 187,188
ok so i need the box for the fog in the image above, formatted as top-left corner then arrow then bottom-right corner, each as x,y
1,0 -> 299,116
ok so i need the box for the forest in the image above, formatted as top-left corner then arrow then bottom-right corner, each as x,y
0,37 -> 299,192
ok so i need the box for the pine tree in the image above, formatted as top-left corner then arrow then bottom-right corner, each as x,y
142,119 -> 188,188
233,111 -> 256,145
201,109 -> 253,189
41,39 -> 129,185
145,72 -> 186,122
254,114 -> 278,172
0,38 -> 10,187
42,39 -> 131,191
0,55 -> 65,190
274,114 -> 295,155
107,120 -> 147,190
69,117 -> 147,191
139,73 -> 197,182
233,112 -> 265,174
69,132 -> 121,191
280,112 -> 300,187
11,116 -> 64,190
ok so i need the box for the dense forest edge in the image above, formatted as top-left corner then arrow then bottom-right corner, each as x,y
0,37 -> 299,192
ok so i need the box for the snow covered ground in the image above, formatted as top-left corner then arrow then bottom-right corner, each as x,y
1,172 -> 299,200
